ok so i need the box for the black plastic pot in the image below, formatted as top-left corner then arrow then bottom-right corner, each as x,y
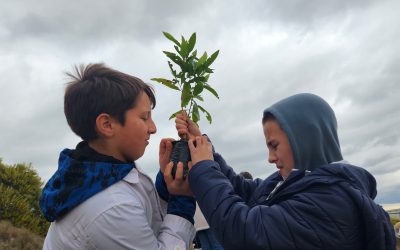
170,139 -> 191,179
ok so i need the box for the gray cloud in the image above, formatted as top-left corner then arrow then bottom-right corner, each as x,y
1,0 -> 399,204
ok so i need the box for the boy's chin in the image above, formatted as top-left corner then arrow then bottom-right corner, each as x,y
127,151 -> 145,162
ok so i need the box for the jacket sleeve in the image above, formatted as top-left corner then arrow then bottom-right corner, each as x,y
87,202 -> 196,250
189,160 -> 325,250
212,152 -> 264,203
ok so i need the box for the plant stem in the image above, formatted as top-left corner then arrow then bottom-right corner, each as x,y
188,100 -> 193,118
181,107 -> 188,140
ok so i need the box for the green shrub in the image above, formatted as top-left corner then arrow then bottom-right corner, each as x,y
391,216 -> 400,226
0,160 -> 49,236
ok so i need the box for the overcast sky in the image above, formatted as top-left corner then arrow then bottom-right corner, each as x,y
1,0 -> 399,204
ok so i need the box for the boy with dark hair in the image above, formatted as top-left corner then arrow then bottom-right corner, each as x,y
40,63 -> 196,249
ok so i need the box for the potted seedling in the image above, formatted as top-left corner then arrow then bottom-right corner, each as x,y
152,32 -> 219,178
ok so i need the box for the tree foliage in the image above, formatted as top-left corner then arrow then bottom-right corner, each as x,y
391,216 -> 400,226
152,32 -> 219,124
0,159 -> 49,236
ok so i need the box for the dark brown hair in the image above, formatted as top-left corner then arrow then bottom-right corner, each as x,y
64,63 -> 156,141
239,171 -> 253,180
262,111 -> 276,125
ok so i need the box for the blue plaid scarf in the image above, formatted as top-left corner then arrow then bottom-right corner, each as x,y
39,141 -> 135,222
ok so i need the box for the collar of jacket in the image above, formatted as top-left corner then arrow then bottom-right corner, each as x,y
265,169 -> 307,204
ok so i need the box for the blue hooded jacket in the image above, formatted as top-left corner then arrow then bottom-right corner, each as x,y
188,93 -> 395,249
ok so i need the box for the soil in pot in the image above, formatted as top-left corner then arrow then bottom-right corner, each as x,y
170,139 -> 191,179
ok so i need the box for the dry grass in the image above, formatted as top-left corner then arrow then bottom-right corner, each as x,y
397,238 -> 400,250
1,219 -> 398,249
0,220 -> 43,250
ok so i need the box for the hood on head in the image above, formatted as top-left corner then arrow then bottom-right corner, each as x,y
263,93 -> 343,171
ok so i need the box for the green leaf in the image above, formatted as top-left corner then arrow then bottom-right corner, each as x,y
193,83 -> 204,96
204,50 -> 219,68
163,51 -> 183,66
194,95 -> 204,101
190,59 -> 197,73
169,110 -> 183,120
163,32 -> 180,46
188,76 -> 206,84
186,56 -> 196,74
198,105 -> 212,123
197,52 -> 208,67
204,84 -> 219,99
205,68 -> 214,73
191,49 -> 197,58
188,33 -> 196,54
181,82 -> 191,108
180,36 -> 189,58
181,62 -> 193,74
168,61 -> 178,78
192,102 -> 200,123
198,76 -> 208,82
174,45 -> 181,56
151,78 -> 180,90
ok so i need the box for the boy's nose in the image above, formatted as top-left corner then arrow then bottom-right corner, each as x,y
268,152 -> 277,164
149,119 -> 157,134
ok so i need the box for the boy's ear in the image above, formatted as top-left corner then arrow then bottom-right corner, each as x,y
95,113 -> 117,137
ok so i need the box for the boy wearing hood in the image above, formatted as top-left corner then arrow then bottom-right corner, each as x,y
40,63 -> 196,249
174,93 -> 395,249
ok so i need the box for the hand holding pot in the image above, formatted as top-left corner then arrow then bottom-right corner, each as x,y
175,112 -> 201,140
188,136 -> 214,166
159,138 -> 174,173
163,161 -> 193,197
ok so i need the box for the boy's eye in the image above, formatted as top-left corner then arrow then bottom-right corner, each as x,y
269,143 -> 278,150
267,141 -> 278,150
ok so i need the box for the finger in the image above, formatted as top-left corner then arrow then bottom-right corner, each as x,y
177,130 -> 188,138
175,117 -> 187,126
196,136 -> 202,146
188,139 -> 195,152
188,161 -> 193,170
207,143 -> 213,153
175,113 -> 183,120
159,138 -> 167,155
165,139 -> 173,154
175,120 -> 188,137
164,162 -> 174,183
187,118 -> 197,127
181,110 -> 188,118
175,162 -> 184,181
175,113 -> 189,125
200,136 -> 206,144
160,139 -> 174,163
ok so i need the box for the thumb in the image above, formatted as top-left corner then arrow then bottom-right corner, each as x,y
164,162 -> 174,183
